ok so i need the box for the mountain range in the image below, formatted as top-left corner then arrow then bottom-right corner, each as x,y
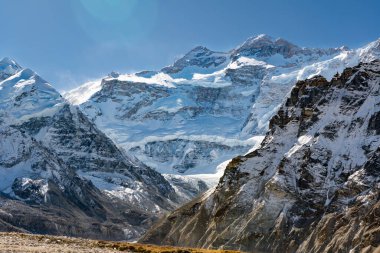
65,35 -> 380,184
141,59 -> 380,253
0,35 -> 379,251
0,57 -> 180,240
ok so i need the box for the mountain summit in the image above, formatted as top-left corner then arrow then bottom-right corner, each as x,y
232,34 -> 300,58
0,57 -> 22,80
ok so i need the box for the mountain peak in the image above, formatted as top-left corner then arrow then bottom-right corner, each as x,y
0,59 -> 63,120
359,38 -> 380,62
182,46 -> 214,60
107,71 -> 120,78
240,34 -> 274,47
0,57 -> 16,64
0,57 -> 22,80
246,34 -> 273,42
161,45 -> 227,74
232,35 -> 302,58
189,45 -> 211,53
371,37 -> 380,49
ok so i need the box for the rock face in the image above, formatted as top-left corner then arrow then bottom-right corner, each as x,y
65,35 -> 380,187
0,125 -> 149,240
140,61 -> 380,253
0,58 -> 180,240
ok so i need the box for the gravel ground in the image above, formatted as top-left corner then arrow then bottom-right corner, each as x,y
0,232 -> 240,253
0,233 -> 121,253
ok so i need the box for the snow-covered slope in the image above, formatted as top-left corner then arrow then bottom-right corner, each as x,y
65,35 -> 380,182
141,60 -> 380,253
0,58 -> 189,239
0,125 -> 145,240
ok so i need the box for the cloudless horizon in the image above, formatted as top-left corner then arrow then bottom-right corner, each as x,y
1,0 -> 380,91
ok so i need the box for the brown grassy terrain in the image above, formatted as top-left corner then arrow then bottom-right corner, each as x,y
0,232 -> 240,253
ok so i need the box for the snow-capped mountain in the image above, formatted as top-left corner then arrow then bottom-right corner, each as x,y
65,35 -> 380,183
0,58 -> 191,239
141,60 -> 380,253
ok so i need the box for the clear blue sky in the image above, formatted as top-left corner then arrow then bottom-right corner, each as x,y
1,0 -> 379,91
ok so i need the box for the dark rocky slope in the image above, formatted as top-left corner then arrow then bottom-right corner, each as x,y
140,60 -> 380,252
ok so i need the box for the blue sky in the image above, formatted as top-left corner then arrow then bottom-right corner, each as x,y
1,0 -> 379,91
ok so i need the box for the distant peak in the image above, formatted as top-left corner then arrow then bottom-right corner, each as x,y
0,57 -> 15,64
372,38 -> 380,48
0,57 -> 22,69
360,38 -> 380,53
161,45 -> 227,74
108,71 -> 120,78
0,57 -> 23,80
240,35 -> 300,49
252,34 -> 273,41
232,35 -> 302,58
243,34 -> 274,44
186,46 -> 212,56
359,38 -> 380,62
372,37 -> 380,44
339,45 -> 350,51
191,45 -> 209,51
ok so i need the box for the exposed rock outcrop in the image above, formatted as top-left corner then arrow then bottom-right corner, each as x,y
140,61 -> 380,252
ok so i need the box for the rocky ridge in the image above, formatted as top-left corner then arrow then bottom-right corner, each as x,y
140,60 -> 380,253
